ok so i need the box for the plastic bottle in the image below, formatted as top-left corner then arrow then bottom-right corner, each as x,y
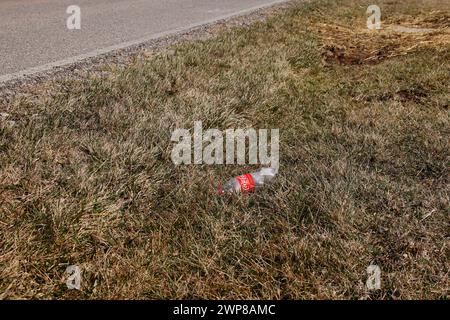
218,168 -> 277,194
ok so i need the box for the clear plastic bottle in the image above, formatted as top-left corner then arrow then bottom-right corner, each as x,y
218,168 -> 277,194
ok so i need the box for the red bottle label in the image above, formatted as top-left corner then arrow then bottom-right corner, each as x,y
236,174 -> 255,193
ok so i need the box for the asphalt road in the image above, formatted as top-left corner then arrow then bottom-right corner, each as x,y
0,0 -> 286,82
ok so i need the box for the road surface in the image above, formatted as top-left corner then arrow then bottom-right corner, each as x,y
0,0 -> 286,82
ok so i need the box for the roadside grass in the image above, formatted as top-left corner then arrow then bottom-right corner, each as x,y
0,0 -> 449,299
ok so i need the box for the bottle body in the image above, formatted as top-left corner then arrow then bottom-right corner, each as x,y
219,168 -> 277,194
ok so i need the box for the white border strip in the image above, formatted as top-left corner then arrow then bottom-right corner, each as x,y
0,0 -> 288,83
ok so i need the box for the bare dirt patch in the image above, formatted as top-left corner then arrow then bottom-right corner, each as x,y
318,11 -> 450,65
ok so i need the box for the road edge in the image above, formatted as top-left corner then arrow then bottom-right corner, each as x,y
0,0 -> 291,90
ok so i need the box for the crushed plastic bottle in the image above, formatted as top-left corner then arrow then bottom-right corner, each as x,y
218,168 -> 277,195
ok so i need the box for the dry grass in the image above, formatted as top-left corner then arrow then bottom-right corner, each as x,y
0,0 -> 449,299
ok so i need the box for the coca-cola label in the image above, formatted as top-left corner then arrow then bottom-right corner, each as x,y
236,173 -> 255,193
